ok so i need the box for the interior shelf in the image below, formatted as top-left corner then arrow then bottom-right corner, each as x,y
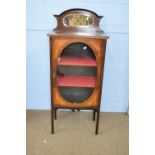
58,56 -> 97,67
57,75 -> 96,88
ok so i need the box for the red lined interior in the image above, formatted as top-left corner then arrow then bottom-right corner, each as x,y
58,56 -> 97,67
57,75 -> 96,87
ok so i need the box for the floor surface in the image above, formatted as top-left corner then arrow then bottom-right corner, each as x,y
27,110 -> 129,155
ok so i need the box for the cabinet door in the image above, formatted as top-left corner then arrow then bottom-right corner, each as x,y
50,36 -> 106,108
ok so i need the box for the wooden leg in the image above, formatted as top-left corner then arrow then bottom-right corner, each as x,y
54,109 -> 57,120
72,109 -> 75,112
51,109 -> 54,134
93,110 -> 96,121
95,111 -> 100,135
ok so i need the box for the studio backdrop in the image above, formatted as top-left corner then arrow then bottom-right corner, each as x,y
26,0 -> 129,112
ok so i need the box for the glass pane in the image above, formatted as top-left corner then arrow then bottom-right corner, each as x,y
63,14 -> 94,26
57,43 -> 97,103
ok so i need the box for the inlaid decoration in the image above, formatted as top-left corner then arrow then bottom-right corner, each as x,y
63,14 -> 94,26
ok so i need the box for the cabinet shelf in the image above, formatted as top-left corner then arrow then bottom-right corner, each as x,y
58,56 -> 97,67
57,75 -> 96,88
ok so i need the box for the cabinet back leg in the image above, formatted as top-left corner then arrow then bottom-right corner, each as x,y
51,109 -> 54,134
95,111 -> 100,135
93,110 -> 96,121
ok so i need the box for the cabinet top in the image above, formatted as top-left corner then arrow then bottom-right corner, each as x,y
47,31 -> 109,39
48,8 -> 109,39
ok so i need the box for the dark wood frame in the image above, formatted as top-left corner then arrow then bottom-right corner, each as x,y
48,9 -> 109,135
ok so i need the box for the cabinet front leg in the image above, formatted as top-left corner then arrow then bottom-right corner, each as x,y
54,109 -> 57,120
95,111 -> 100,135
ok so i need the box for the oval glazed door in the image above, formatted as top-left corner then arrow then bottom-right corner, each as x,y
56,42 -> 97,104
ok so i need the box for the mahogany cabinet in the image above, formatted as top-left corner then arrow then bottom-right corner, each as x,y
47,9 -> 109,134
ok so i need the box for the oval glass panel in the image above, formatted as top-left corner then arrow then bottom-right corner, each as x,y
56,43 -> 97,103
63,14 -> 94,26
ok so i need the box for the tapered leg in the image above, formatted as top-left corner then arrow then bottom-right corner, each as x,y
54,109 -> 57,120
95,111 -> 100,135
93,110 -> 96,121
51,109 -> 54,134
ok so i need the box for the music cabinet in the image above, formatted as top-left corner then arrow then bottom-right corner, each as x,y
47,9 -> 109,135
